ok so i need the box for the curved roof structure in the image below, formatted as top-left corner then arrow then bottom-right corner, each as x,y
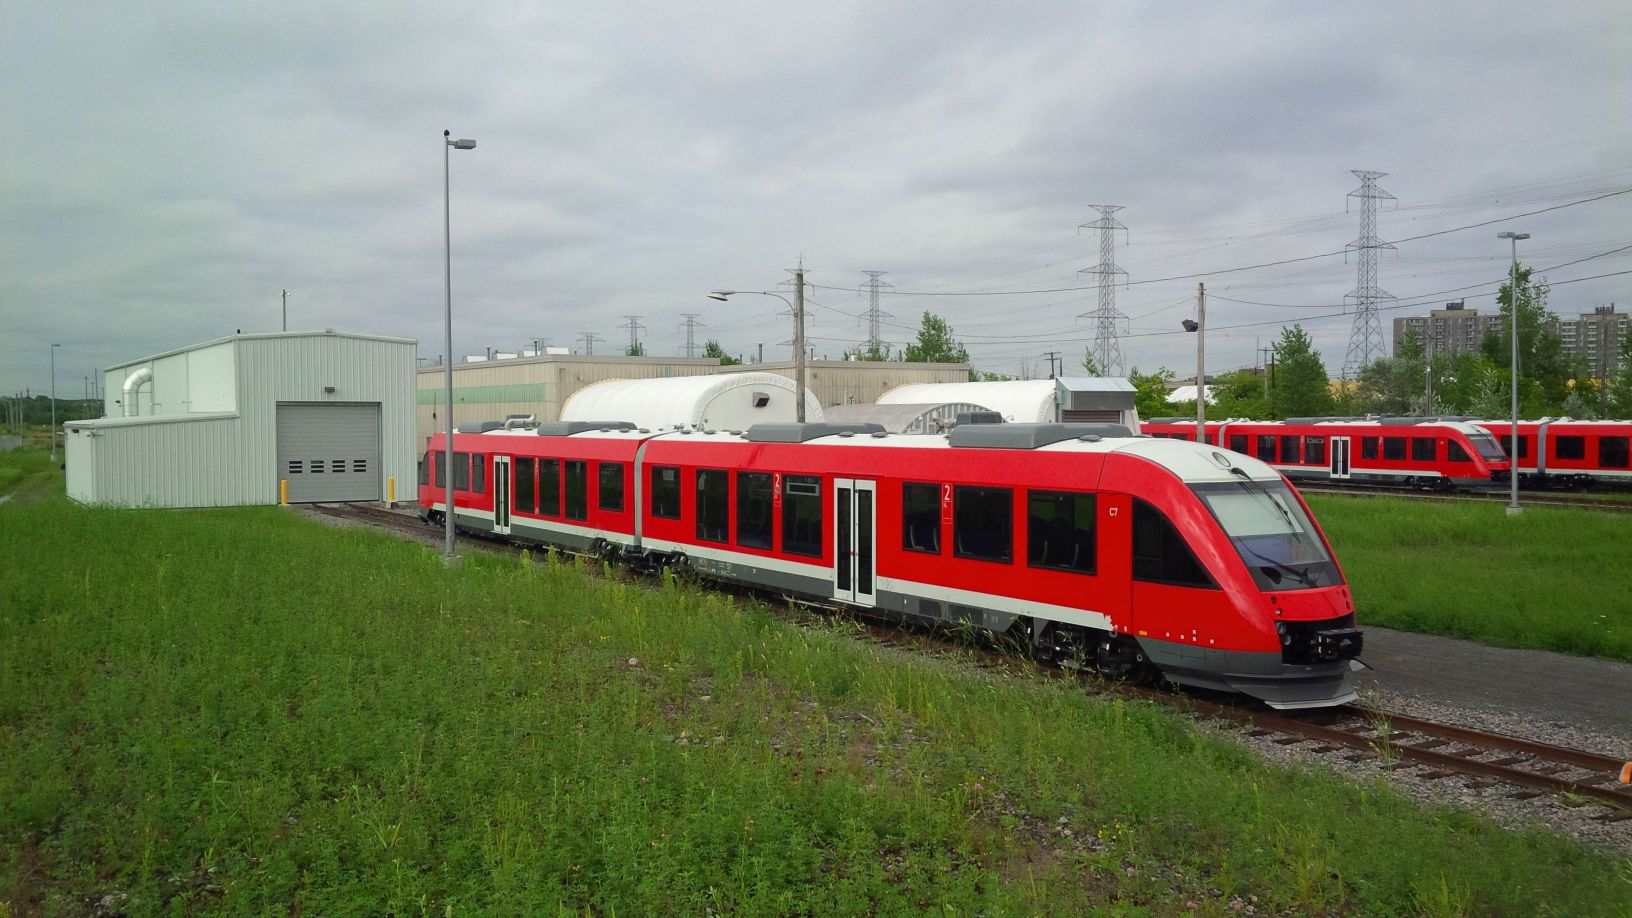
560,372 -> 823,430
818,401 -> 992,434
878,380 -> 1058,423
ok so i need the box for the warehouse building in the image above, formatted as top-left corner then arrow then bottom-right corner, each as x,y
66,330 -> 416,507
415,354 -> 972,442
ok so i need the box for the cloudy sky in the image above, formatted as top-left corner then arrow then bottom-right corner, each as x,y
5,0 -> 1630,395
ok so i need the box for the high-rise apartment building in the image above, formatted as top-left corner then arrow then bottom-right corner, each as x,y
1392,301 -> 1503,359
1559,305 -> 1627,380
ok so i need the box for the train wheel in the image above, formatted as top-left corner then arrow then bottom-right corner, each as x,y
1094,636 -> 1157,685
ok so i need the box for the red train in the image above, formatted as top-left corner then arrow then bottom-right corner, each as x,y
419,420 -> 1365,709
1471,419 -> 1632,488
1140,418 -> 1510,490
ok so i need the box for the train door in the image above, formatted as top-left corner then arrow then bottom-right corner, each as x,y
833,478 -> 877,608
1098,492 -> 1135,632
493,455 -> 512,535
1329,436 -> 1351,479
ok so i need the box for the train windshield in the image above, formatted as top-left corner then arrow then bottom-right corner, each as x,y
1465,430 -> 1506,461
1192,481 -> 1340,591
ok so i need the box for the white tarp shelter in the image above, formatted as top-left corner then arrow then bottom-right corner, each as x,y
560,372 -> 823,430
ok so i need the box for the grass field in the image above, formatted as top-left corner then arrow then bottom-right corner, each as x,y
1307,493 -> 1632,663
3,495 -> 1630,915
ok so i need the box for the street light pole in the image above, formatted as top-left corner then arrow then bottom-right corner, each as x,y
443,130 -> 477,561
49,343 -> 60,461
1194,283 -> 1205,442
1498,230 -> 1529,516
708,286 -> 807,422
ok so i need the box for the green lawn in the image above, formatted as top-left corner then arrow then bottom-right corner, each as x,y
2,498 -> 1628,915
1307,494 -> 1632,663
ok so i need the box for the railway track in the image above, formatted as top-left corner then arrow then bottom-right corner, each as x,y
301,500 -> 1632,818
1296,483 -> 1632,513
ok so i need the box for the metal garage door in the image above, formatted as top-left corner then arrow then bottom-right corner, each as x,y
276,403 -> 382,502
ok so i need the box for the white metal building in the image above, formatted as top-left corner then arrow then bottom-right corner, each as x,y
560,372 -> 823,430
65,330 -> 416,507
818,402 -> 992,434
878,377 -> 1140,428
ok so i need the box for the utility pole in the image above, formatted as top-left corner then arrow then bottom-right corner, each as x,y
622,315 -> 646,354
1195,283 -> 1206,442
282,289 -> 289,332
1077,204 -> 1129,377
793,265 -> 807,422
49,343 -> 60,461
578,332 -> 604,356
1259,346 -> 1276,401
1424,333 -> 1434,416
679,314 -> 703,358
1041,351 -> 1062,379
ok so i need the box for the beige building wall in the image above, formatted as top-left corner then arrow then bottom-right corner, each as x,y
718,360 -> 971,408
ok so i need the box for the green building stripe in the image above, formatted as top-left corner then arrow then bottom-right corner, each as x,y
417,383 -> 548,405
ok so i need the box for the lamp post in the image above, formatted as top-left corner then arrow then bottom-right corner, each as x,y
49,343 -> 61,461
1182,283 -> 1205,442
443,130 -> 477,561
708,279 -> 807,422
1497,231 -> 1529,516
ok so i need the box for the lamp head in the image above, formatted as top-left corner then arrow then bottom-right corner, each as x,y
707,291 -> 734,301
1497,231 -> 1530,241
450,138 -> 477,150
1181,319 -> 1199,332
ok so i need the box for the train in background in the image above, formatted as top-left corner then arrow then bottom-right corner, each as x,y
420,420 -> 1366,709
1140,417 -> 1510,490
1472,419 -> 1632,488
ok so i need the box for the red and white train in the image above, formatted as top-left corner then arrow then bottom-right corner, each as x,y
1471,419 -> 1632,488
1141,418 -> 1511,490
420,420 -> 1365,709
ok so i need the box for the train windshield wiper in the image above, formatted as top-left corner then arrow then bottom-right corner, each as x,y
1241,545 -> 1314,587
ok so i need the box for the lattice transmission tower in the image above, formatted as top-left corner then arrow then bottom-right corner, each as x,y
858,271 -> 893,357
1077,204 -> 1129,376
622,315 -> 646,354
1342,170 -> 1397,378
678,314 -> 704,358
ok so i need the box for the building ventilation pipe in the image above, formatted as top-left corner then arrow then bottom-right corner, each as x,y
121,367 -> 153,417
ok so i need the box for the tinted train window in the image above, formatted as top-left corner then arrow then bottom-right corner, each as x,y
695,469 -> 728,543
1229,434 -> 1248,454
419,452 -> 429,485
1027,491 -> 1095,574
736,472 -> 773,550
1256,435 -> 1276,462
564,460 -> 588,521
650,466 -> 681,519
902,482 -> 941,554
954,486 -> 1012,564
1306,436 -> 1326,465
473,455 -> 486,494
1601,437 -> 1630,469
1132,499 -> 1215,588
1383,437 -> 1407,461
1498,435 -> 1530,458
514,457 -> 536,513
434,452 -> 445,488
1411,438 -> 1436,462
453,452 -> 471,491
539,459 -> 561,516
782,475 -> 822,557
599,462 -> 624,512
1555,436 -> 1585,460
1447,440 -> 1470,462
1280,436 -> 1302,464
1361,438 -> 1378,460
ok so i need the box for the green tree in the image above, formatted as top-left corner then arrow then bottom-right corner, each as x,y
702,340 -> 741,366
625,341 -> 646,357
1080,351 -> 1101,375
1268,324 -> 1334,418
1482,265 -> 1570,412
1354,330 -> 1425,415
1205,368 -> 1270,420
903,312 -> 971,365
1127,367 -> 1178,420
842,342 -> 891,361
1608,332 -> 1632,417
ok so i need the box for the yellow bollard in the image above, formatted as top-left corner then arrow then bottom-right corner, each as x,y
280,479 -> 288,505
388,476 -> 396,504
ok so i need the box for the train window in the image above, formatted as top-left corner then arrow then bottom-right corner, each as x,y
1132,499 -> 1215,589
1306,436 -> 1326,465
1383,437 -> 1407,461
782,475 -> 823,557
1411,438 -> 1436,462
453,452 -> 471,491
539,459 -> 561,516
1447,440 -> 1470,463
1026,491 -> 1095,574
902,482 -> 941,554
1601,437 -> 1630,469
1361,438 -> 1378,460
599,462 -> 624,512
564,460 -> 589,521
1229,434 -> 1248,454
735,472 -> 774,550
1173,433 -> 1191,441
434,452 -> 445,488
514,457 -> 536,513
473,454 -> 486,494
954,486 -> 1012,564
1498,435 -> 1530,459
695,469 -> 729,543
419,452 -> 429,486
1555,436 -> 1586,460
1255,435 -> 1276,462
650,466 -> 681,519
1280,436 -> 1302,465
